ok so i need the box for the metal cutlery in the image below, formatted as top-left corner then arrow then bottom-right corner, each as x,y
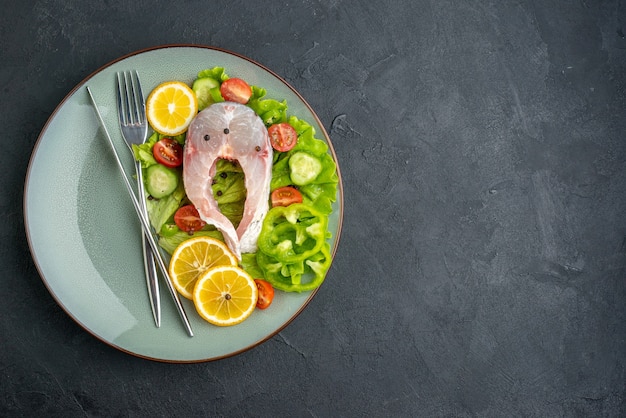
115,70 -> 161,328
86,86 -> 194,337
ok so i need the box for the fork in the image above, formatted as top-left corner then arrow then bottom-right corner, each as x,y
116,70 -> 161,328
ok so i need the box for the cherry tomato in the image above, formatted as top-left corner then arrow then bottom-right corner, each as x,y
255,279 -> 274,309
153,138 -> 183,168
220,78 -> 253,104
267,122 -> 298,152
174,205 -> 206,233
271,186 -> 303,207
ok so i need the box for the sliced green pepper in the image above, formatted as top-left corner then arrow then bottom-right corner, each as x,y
257,242 -> 332,292
257,203 -> 328,264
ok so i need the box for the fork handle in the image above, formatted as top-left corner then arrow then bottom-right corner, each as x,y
137,161 -> 161,328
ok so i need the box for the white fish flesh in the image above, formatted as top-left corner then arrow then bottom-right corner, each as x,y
183,102 -> 272,259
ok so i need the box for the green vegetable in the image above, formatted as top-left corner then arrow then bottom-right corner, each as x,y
145,164 -> 179,199
192,77 -> 220,111
257,242 -> 332,292
159,223 -> 180,238
212,159 -> 246,227
133,142 -> 157,167
146,180 -> 185,233
256,203 -> 332,292
212,160 -> 246,204
192,67 -> 230,109
241,253 -> 264,278
257,204 -> 327,264
133,133 -> 185,233
196,67 -> 229,82
288,152 -> 322,186
247,86 -> 288,126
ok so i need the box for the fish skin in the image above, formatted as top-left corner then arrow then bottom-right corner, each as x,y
183,102 -> 272,259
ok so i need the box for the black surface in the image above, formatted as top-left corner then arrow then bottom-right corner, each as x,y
3,0 -> 625,416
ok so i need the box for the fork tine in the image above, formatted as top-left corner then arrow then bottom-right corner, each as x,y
133,71 -> 147,124
127,71 -> 139,124
123,71 -> 135,125
116,70 -> 147,127
129,71 -> 145,124
115,72 -> 126,125
117,71 -> 131,126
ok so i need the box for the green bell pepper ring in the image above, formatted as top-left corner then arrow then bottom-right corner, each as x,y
256,242 -> 332,292
257,203 -> 328,264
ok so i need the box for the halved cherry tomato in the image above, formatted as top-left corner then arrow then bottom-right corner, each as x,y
271,186 -> 303,207
153,138 -> 183,168
268,122 -> 298,152
174,205 -> 206,233
254,279 -> 274,309
220,78 -> 253,104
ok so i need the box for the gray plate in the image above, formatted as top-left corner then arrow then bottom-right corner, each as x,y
24,45 -> 343,362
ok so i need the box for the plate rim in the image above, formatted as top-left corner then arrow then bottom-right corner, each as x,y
23,43 -> 344,363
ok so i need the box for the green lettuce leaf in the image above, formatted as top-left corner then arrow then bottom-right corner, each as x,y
196,67 -> 229,82
212,161 -> 246,204
145,179 -> 185,233
212,159 -> 246,227
248,86 -> 288,126
241,252 -> 264,278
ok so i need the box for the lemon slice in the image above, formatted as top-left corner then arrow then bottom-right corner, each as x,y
168,236 -> 237,300
193,265 -> 258,326
146,81 -> 199,136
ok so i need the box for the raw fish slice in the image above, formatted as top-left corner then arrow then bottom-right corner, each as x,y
183,102 -> 272,259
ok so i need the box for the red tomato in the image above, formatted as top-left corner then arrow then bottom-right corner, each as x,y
255,279 -> 274,309
153,138 -> 183,168
271,186 -> 303,207
174,205 -> 206,233
220,78 -> 252,104
267,123 -> 298,152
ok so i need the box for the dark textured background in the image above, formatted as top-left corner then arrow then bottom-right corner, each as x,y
2,0 -> 625,416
